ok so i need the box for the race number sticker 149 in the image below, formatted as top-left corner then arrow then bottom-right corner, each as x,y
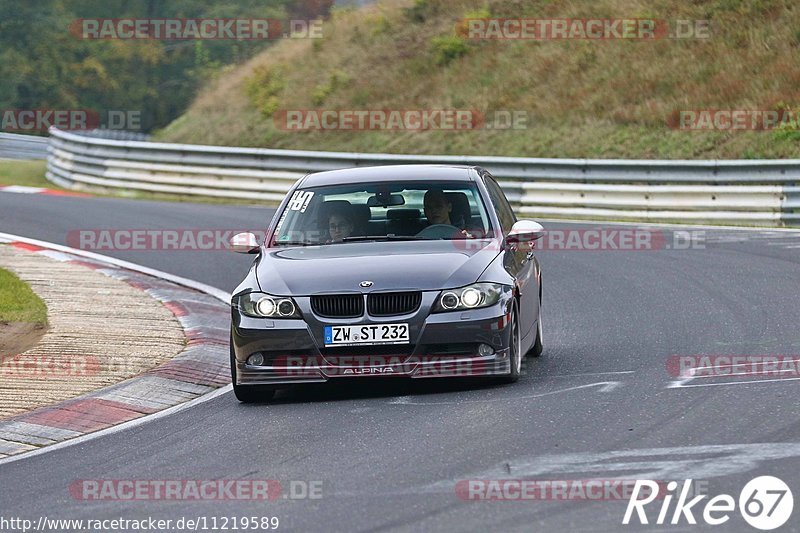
288,190 -> 314,213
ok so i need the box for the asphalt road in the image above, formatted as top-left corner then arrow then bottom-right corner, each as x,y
0,133 -> 48,160
1,192 -> 800,532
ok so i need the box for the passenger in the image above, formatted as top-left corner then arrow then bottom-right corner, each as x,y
423,189 -> 453,226
328,209 -> 355,242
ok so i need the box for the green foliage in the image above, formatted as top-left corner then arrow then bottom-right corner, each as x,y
464,7 -> 492,19
368,14 -> 392,37
0,160 -> 49,189
455,6 -> 492,37
430,35 -> 470,65
246,65 -> 286,116
311,70 -> 349,106
773,108 -> 800,141
0,0 -> 332,132
404,0 -> 430,23
0,266 -> 47,325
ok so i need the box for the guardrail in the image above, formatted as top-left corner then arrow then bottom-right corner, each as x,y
73,129 -> 152,142
47,128 -> 799,226
0,133 -> 49,160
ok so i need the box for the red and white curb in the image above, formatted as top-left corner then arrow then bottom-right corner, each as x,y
0,234 -> 232,462
0,185 -> 89,197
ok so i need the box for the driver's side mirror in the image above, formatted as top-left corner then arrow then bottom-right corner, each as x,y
230,232 -> 260,254
505,220 -> 545,250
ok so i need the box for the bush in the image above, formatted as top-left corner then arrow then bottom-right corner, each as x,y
311,70 -> 350,106
404,0 -> 430,23
455,7 -> 492,38
246,65 -> 285,116
430,35 -> 470,65
773,113 -> 800,140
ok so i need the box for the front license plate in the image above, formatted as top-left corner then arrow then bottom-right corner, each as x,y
324,323 -> 410,346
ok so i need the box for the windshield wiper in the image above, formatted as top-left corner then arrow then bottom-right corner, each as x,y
273,240 -> 315,247
341,235 -> 426,242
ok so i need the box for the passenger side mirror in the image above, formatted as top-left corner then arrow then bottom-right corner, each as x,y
230,232 -> 260,254
505,220 -> 544,250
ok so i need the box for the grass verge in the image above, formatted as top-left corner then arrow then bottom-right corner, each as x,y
0,265 -> 47,325
0,160 -> 51,189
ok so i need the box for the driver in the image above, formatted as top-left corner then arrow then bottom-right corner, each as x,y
328,209 -> 355,242
423,189 -> 453,226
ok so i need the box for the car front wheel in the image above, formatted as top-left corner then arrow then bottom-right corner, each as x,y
501,304 -> 522,383
528,308 -> 543,357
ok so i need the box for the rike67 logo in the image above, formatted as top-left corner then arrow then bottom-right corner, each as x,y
623,476 -> 793,530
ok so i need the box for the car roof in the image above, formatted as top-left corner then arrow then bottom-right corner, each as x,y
299,165 -> 479,187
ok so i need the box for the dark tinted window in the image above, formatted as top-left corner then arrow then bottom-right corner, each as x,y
483,175 -> 516,234
273,180 -> 493,245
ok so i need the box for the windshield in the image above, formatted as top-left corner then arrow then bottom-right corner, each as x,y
272,181 -> 493,245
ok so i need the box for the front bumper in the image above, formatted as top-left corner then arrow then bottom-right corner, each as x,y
231,292 -> 514,386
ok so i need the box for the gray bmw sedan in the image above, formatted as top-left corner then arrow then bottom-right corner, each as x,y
229,165 -> 544,402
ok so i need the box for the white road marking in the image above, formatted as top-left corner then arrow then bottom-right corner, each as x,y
389,396 -> 414,405
547,370 -> 635,378
0,185 -> 45,194
596,381 -> 622,392
388,381 -> 622,405
691,369 -> 800,379
666,375 -> 695,388
673,376 -> 800,388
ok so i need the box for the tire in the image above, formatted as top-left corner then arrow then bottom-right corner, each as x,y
527,307 -> 543,358
230,336 -> 276,403
501,304 -> 522,383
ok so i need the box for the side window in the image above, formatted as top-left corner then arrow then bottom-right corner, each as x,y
483,175 -> 516,234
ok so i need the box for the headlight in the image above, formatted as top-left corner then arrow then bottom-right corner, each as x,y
236,292 -> 301,319
432,283 -> 505,312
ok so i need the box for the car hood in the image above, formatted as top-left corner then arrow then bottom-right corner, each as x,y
256,240 -> 499,295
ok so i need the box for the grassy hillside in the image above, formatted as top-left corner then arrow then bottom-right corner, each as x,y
158,0 -> 800,158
